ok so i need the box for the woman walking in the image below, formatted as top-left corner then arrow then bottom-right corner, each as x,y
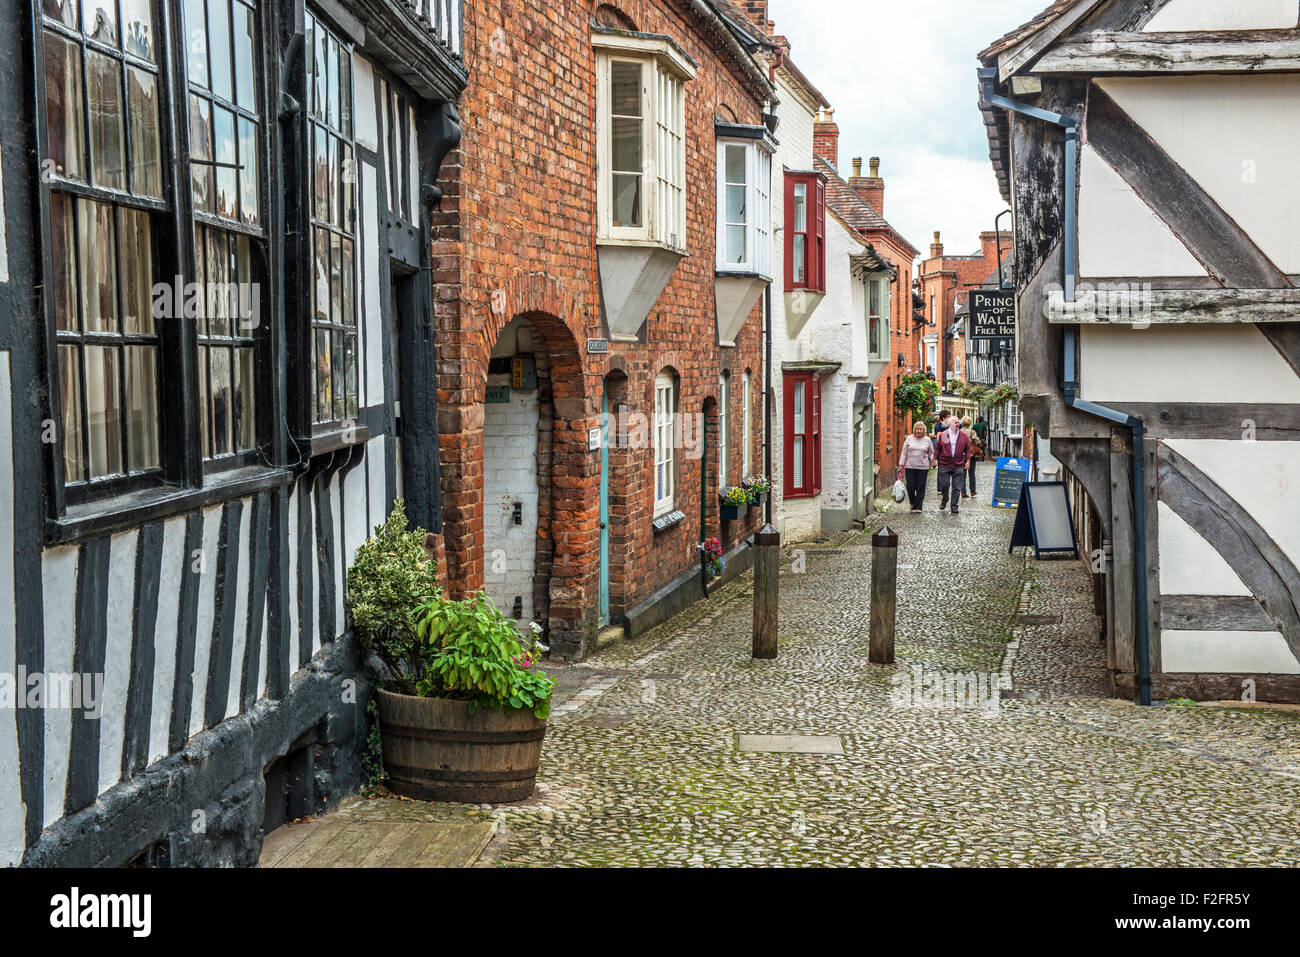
900,421 -> 937,512
961,415 -> 982,498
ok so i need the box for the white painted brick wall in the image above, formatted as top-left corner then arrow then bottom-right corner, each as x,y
483,373 -> 538,623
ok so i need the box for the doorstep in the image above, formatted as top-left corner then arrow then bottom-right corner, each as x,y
257,796 -> 494,868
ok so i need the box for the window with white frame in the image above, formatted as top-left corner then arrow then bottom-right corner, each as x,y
741,370 -> 752,478
718,373 -> 729,490
867,277 -> 890,362
654,371 -> 676,517
715,135 -> 772,277
594,34 -> 691,249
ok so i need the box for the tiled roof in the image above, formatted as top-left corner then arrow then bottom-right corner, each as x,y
978,0 -> 1081,63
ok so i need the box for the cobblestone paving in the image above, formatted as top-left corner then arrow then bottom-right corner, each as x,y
457,463 -> 1300,867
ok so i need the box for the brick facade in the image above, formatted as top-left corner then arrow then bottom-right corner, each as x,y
431,0 -> 769,658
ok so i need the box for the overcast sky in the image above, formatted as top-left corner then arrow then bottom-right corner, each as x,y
777,0 -> 1049,260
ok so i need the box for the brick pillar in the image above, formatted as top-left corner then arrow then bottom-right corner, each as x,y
813,108 -> 839,170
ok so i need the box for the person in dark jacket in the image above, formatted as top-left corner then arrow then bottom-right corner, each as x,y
934,415 -> 971,513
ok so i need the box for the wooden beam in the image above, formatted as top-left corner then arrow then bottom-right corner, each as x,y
1161,595 -> 1276,631
1157,445 -> 1300,660
1076,0 -> 1172,33
998,0 -> 1107,82
1033,31 -> 1300,75
1115,403 -> 1300,441
1086,86 -> 1291,289
1046,287 -> 1300,323
1257,324 -> 1300,378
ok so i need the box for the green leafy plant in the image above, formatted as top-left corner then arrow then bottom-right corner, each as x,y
415,597 -> 555,720
361,696 -> 389,790
894,371 -> 941,425
720,485 -> 751,506
742,474 -> 771,496
345,501 -> 441,696
951,380 -> 1018,409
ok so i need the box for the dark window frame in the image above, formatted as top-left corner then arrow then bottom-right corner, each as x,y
33,0 -> 277,526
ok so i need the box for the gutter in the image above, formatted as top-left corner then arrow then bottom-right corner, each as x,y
978,68 -> 1152,706
690,0 -> 776,100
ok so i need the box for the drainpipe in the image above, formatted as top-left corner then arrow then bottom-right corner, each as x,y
979,67 -> 1152,705
764,283 -> 773,525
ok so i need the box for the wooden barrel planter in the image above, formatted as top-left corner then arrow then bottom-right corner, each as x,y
375,690 -> 547,803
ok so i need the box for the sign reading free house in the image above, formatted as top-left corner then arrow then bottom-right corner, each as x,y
970,289 -> 1015,339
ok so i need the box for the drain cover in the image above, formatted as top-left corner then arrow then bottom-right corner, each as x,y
738,734 -> 843,754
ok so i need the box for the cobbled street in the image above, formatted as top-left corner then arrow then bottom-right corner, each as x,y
442,463 -> 1300,867
314,464 -> 1300,868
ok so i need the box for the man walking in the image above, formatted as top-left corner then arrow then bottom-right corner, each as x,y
935,414 -> 971,514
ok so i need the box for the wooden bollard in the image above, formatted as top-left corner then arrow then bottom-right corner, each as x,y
869,526 -> 898,664
752,524 -> 780,659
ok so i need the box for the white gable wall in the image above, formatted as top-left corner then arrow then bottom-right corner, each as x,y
1143,0 -> 1299,32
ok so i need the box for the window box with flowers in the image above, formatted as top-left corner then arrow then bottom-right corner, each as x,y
719,485 -> 750,521
743,474 -> 771,507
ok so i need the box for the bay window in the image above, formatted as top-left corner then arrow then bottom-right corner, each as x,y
785,172 -> 825,291
594,34 -> 691,249
783,372 -> 820,498
41,0 -> 269,506
715,132 -> 772,278
654,371 -> 677,517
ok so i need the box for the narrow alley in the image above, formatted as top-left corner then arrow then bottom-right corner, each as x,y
273,464 -> 1300,868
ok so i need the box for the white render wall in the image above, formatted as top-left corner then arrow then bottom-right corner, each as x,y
768,71 -> 818,540
483,373 -> 539,624
1096,75 -> 1300,275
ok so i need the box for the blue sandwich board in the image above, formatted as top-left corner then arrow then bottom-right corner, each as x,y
991,456 -> 1031,509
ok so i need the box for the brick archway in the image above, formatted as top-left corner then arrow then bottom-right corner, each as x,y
439,273 -> 599,657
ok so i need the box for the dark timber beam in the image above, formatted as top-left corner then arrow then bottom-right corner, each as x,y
1162,595 -> 1276,632
1157,445 -> 1300,661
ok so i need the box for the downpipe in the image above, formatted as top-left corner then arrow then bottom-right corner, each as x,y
979,68 -> 1152,705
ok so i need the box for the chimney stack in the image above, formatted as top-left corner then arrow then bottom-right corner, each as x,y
813,108 -> 839,170
931,231 -> 944,259
740,1 -> 770,32
849,155 -> 886,216
979,230 -> 1011,267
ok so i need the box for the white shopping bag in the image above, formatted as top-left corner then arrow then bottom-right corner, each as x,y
892,471 -> 906,503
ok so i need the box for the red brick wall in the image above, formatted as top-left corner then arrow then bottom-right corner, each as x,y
432,0 -> 767,657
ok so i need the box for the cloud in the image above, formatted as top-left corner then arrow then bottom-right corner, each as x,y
774,0 -> 1048,257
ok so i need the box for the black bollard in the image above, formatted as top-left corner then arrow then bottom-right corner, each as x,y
752,524 -> 780,659
870,526 -> 897,664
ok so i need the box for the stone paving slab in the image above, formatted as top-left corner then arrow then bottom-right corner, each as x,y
258,797 -> 494,868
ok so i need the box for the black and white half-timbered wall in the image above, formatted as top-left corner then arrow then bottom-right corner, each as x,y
0,0 -> 465,866
980,0 -> 1300,704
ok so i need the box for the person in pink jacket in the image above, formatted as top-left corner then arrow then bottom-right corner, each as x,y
899,421 -> 937,512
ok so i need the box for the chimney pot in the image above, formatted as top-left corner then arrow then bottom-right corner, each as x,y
869,157 -> 880,177
852,157 -> 862,177
934,231 -> 941,244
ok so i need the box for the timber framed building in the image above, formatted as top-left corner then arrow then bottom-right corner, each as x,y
0,0 -> 466,866
979,0 -> 1300,702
